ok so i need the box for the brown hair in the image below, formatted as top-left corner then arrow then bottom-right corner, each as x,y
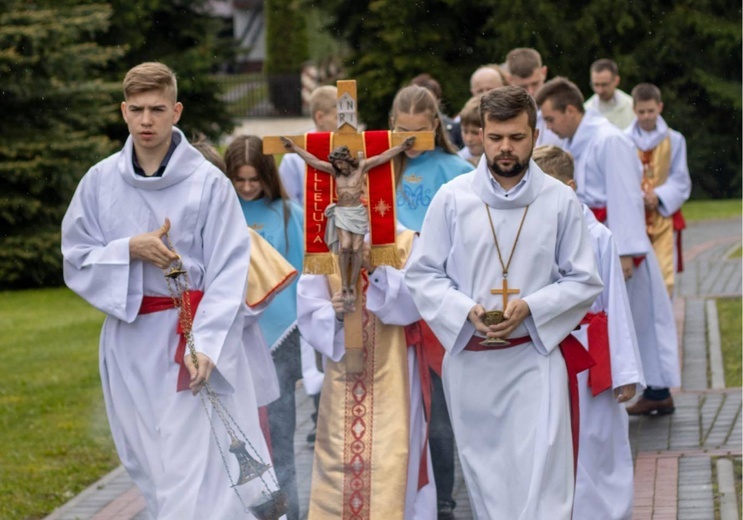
506,48 -> 543,79
532,145 -> 574,182
590,58 -> 619,77
224,135 -> 292,246
410,73 -> 442,101
123,62 -> 178,102
390,85 -> 458,185
631,83 -> 662,104
479,86 -> 537,130
309,85 -> 337,120
191,135 -> 226,173
534,77 -> 585,113
459,95 -> 482,128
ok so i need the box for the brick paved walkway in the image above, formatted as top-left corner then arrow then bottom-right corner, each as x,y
46,217 -> 741,520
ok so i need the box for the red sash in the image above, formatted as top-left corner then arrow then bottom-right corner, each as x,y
559,335 -> 596,472
590,206 -> 645,267
672,210 -> 686,272
138,291 -> 204,392
580,311 -> 612,396
458,332 -> 594,473
590,206 -> 607,224
403,321 -> 433,490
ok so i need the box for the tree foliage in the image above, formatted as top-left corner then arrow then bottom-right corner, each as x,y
315,0 -> 741,198
77,0 -> 237,142
265,0 -> 309,115
0,2 -> 121,288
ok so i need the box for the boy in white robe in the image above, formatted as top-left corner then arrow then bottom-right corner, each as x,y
534,145 -> 645,520
537,77 -> 680,417
62,63 -> 276,519
297,227 -> 436,520
405,87 -> 603,520
625,83 -> 691,296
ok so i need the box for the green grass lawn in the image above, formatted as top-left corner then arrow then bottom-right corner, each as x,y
683,199 -> 742,223
717,297 -> 742,388
0,288 -> 116,519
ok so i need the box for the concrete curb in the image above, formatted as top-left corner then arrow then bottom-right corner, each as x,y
706,299 -> 726,389
716,458 -> 739,520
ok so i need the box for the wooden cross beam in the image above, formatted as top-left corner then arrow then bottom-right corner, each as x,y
262,80 -> 435,155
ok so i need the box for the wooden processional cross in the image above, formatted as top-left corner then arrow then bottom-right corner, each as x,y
262,79 -> 435,373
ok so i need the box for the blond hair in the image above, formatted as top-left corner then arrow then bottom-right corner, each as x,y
459,95 -> 483,128
123,62 -> 178,102
309,85 -> 337,121
532,145 -> 574,182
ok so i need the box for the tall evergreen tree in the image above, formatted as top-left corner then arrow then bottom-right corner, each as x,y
0,2 -> 121,288
91,0 -> 237,142
314,0 -> 741,198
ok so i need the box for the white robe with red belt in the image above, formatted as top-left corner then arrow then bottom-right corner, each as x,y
569,111 -> 680,389
573,205 -> 645,520
62,128 -> 274,519
405,158 -> 603,520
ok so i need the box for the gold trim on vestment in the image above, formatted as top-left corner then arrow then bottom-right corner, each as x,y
307,231 -> 416,519
303,252 -> 337,275
639,136 -> 675,291
245,228 -> 297,307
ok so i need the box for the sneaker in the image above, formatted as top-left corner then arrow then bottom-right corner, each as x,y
626,396 -> 675,416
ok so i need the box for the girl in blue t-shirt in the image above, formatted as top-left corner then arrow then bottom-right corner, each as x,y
224,135 -> 303,520
390,85 -> 474,232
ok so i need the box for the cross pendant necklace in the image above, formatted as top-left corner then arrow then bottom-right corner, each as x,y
484,203 -> 530,310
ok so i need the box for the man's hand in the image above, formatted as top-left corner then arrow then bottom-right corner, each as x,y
487,299 -> 531,339
129,218 -> 179,269
360,242 -> 374,274
620,256 -> 634,280
402,136 -> 416,150
468,303 -> 490,334
280,136 -> 294,151
184,351 -> 215,396
643,189 -> 659,211
614,383 -> 636,403
331,290 -> 353,317
468,300 -> 531,339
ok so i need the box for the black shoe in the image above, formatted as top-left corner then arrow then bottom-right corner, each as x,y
306,427 -> 316,445
438,499 -> 456,520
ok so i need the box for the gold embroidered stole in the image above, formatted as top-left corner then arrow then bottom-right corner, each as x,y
638,136 -> 674,289
308,231 -> 416,520
638,136 -> 672,190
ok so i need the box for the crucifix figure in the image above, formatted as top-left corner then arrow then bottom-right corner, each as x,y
262,80 -> 434,374
281,135 -> 415,305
